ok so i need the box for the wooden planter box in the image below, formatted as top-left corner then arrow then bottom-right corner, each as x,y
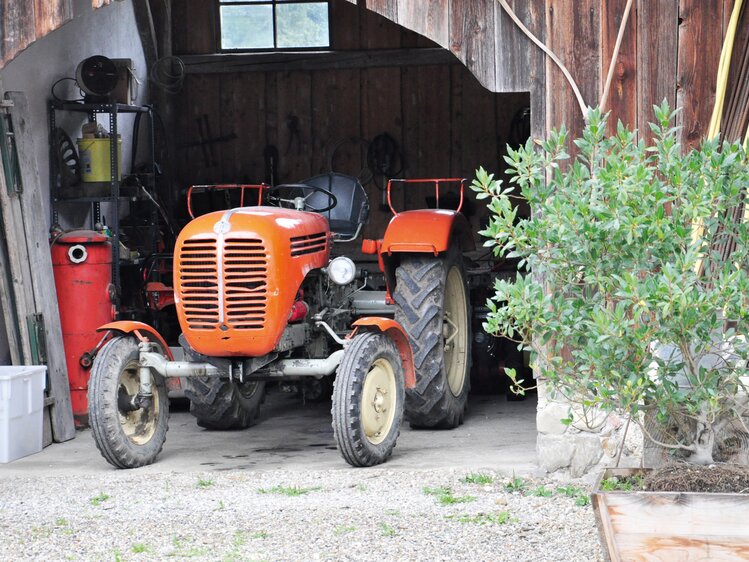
592,468 -> 749,561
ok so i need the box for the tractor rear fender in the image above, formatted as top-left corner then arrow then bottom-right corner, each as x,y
379,209 -> 474,291
96,321 -> 174,360
350,317 -> 415,390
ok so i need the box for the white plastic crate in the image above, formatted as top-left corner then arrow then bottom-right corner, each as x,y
0,366 -> 47,463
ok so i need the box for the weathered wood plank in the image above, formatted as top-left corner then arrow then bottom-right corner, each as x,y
366,0 -> 397,21
179,49 -> 457,74
6,92 -> 75,442
2,0 -> 36,67
362,1 -> 402,48
546,0 -> 600,141
330,0 -> 360,49
310,69 -> 361,177
171,0 -> 189,55
449,0 -> 496,91
34,0 -> 71,38
398,0 -> 449,49
360,66 -> 402,238
400,64 -> 451,211
637,0 -> 678,143
494,0 -> 544,93
181,74 -> 222,183
0,220 -> 22,364
276,71 -> 313,182
182,0 -> 215,55
677,0 -> 724,150
221,72 -> 266,183
601,0 -> 637,132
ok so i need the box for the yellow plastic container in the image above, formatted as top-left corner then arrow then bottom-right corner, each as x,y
77,138 -> 122,182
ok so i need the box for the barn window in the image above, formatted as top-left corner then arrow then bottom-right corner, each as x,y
218,1 -> 330,50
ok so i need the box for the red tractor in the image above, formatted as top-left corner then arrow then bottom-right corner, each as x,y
88,175 -> 473,468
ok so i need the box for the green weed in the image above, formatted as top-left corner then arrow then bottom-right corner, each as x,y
251,531 -> 269,539
169,536 -> 208,558
333,525 -> 356,536
380,523 -> 396,537
257,485 -> 320,496
423,486 -> 475,505
447,511 -> 517,525
556,485 -> 591,506
532,486 -> 553,497
600,475 -> 644,492
90,492 -> 110,507
196,477 -> 214,489
462,473 -> 495,485
131,543 -> 148,554
422,486 -> 451,496
504,475 -> 526,493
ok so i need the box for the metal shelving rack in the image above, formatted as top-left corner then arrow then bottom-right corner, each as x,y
48,101 -> 155,309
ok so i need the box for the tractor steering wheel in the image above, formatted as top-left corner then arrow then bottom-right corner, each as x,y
266,183 -> 338,213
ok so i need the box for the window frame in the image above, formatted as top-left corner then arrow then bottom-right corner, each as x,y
215,0 -> 331,53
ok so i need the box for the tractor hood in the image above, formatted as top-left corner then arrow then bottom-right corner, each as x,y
174,206 -> 330,357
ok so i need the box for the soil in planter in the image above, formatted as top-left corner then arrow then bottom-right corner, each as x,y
643,463 -> 749,493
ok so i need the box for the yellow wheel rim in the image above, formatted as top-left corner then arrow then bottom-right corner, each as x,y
444,266 -> 468,396
361,358 -> 397,445
117,360 -> 160,445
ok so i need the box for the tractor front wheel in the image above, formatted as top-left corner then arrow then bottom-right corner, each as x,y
88,336 -> 169,468
332,332 -> 405,467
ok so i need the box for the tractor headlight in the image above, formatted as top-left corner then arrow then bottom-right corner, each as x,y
327,256 -> 356,286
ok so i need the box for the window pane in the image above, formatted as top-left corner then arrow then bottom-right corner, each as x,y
220,5 -> 274,49
276,2 -> 329,48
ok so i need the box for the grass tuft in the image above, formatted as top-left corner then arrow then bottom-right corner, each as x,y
257,485 -> 321,496
90,492 -> 110,507
462,473 -> 495,485
446,511 -> 517,525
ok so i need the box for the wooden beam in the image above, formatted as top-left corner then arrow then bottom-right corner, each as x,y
178,48 -> 458,74
132,0 -> 159,67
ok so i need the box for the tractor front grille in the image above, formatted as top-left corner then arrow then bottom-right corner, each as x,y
290,232 -> 327,256
178,236 -> 268,330
223,238 -> 267,329
179,238 -> 220,330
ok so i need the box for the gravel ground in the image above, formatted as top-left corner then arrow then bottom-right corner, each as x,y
0,468 -> 603,561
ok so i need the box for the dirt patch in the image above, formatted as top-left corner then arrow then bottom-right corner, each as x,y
644,463 -> 749,493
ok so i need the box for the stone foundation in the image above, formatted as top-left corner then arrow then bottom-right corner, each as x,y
535,382 -> 643,478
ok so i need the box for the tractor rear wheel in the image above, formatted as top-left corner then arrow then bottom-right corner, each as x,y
393,246 -> 471,428
332,332 -> 405,467
88,336 -> 169,468
184,378 -> 265,430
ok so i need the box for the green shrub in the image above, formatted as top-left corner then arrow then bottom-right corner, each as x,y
473,103 -> 749,464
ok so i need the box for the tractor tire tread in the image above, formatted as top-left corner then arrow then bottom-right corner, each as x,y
88,336 -> 169,469
393,247 -> 471,429
332,332 -> 404,467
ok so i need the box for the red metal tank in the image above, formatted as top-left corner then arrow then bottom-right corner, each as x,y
51,230 -> 114,427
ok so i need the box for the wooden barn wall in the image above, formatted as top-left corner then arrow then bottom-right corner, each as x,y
356,0 -> 731,149
171,0 -> 529,237
0,0 -> 72,69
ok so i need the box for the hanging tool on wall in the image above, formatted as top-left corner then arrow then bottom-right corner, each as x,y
178,114 -> 236,168
367,133 -> 405,211
264,145 -> 279,186
285,113 -> 302,155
